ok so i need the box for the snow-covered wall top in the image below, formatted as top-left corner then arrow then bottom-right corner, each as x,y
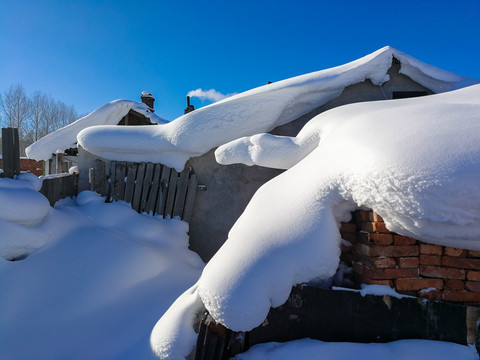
150,84 -> 480,359
25,100 -> 168,161
77,46 -> 478,170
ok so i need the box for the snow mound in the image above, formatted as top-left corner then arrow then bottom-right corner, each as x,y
0,174 -> 51,260
151,84 -> 480,358
0,191 -> 203,359
233,339 -> 478,360
78,46 -> 478,171
26,100 -> 168,161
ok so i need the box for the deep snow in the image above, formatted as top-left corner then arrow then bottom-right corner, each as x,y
76,46 -> 478,171
0,185 -> 203,360
151,84 -> 480,358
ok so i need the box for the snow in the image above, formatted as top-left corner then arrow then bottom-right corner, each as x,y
9,47 -> 480,359
25,100 -> 168,161
0,185 -> 203,359
233,338 -> 478,360
77,46 -> 478,171
332,284 -> 414,299
151,84 -> 480,358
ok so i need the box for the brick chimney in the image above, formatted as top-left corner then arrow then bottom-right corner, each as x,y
141,91 -> 155,112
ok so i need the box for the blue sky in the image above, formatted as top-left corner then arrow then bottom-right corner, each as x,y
1,0 -> 479,121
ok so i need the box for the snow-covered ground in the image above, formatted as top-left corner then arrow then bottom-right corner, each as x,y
0,178 -> 203,360
233,339 -> 478,360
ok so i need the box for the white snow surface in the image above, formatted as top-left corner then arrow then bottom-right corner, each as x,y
25,100 -> 168,161
152,84 -> 480,358
0,190 -> 203,359
232,339 -> 478,360
77,46 -> 478,171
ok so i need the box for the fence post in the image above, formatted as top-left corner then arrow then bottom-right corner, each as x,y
1,128 -> 20,178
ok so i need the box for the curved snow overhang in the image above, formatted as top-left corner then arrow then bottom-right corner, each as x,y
25,100 -> 169,161
77,46 -> 479,171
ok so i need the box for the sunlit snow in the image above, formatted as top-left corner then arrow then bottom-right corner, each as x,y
0,185 -> 203,360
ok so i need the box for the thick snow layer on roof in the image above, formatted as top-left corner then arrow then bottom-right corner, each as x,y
0,190 -> 203,359
234,339 -> 478,360
25,100 -> 168,161
77,46 -> 478,170
150,84 -> 480,358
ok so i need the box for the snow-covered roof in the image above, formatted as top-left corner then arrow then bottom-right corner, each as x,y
150,83 -> 480,358
77,46 -> 478,170
25,100 -> 168,161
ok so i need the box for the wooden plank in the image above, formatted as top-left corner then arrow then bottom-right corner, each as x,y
110,161 -> 121,202
1,128 -> 20,178
139,162 -> 154,213
172,168 -> 190,218
123,162 -> 137,203
115,162 -> 127,201
156,166 -> 171,217
182,173 -> 198,222
146,164 -> 162,214
94,159 -> 106,196
106,161 -> 116,202
131,162 -> 146,212
164,168 -> 178,218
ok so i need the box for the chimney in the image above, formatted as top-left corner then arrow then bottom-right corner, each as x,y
141,91 -> 155,112
184,96 -> 195,114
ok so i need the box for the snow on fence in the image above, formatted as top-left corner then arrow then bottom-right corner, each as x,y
89,159 -> 198,221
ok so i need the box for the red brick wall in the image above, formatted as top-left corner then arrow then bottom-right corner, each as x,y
340,210 -> 480,304
0,158 -> 44,177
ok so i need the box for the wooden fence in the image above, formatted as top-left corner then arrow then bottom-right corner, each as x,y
40,173 -> 78,206
89,160 -> 198,222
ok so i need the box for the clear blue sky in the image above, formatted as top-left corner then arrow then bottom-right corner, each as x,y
1,0 -> 479,121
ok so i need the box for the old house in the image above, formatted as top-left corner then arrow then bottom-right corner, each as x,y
27,46 -> 480,357
25,92 -> 166,174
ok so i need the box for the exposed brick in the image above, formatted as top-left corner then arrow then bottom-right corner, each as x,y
341,232 -> 357,244
357,244 -> 392,257
353,262 -> 366,275
383,268 -> 419,279
398,257 -> 419,268
360,221 -> 389,233
418,289 -> 443,301
364,279 -> 393,287
372,257 -> 396,269
419,255 -> 442,266
396,278 -> 443,291
467,250 -> 480,258
420,265 -> 465,280
393,235 -> 416,246
443,291 -> 480,303
442,256 -> 480,270
357,210 -> 372,222
340,222 -> 357,233
444,279 -> 465,291
391,245 -> 419,257
361,268 -> 387,280
420,244 -> 442,256
357,244 -> 419,258
467,271 -> 480,281
372,213 -> 384,222
370,234 -> 393,246
372,222 -> 389,233
466,281 -> 480,292
444,247 -> 466,257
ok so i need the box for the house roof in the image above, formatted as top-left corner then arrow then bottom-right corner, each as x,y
76,46 -> 479,171
25,100 -> 168,161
